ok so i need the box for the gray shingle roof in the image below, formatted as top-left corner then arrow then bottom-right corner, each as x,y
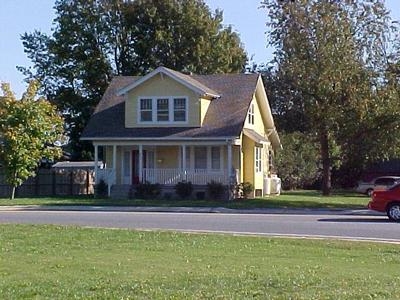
81,72 -> 260,140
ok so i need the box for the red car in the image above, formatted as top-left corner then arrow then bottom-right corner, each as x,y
369,183 -> 400,222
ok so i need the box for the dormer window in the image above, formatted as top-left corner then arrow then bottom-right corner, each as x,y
140,98 -> 153,122
248,103 -> 254,125
139,96 -> 188,124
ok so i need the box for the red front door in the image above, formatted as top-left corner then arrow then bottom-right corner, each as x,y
132,150 -> 146,184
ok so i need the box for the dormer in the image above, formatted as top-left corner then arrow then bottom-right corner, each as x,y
117,67 -> 220,128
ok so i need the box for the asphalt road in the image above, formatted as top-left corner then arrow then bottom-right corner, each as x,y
0,208 -> 399,243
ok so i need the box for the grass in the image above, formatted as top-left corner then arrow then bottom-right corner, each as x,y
0,190 -> 369,209
0,224 -> 399,299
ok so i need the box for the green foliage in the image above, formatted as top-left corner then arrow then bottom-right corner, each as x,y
275,132 -> 320,190
262,0 -> 400,194
206,180 -> 226,200
134,181 -> 161,199
0,82 -> 64,199
235,182 -> 254,199
20,0 -> 247,159
174,181 -> 193,199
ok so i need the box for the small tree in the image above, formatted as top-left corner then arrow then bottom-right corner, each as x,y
0,82 -> 64,199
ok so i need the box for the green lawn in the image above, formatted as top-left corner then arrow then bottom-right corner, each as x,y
0,190 -> 369,209
0,224 -> 399,299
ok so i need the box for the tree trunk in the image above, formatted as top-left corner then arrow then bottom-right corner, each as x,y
11,186 -> 16,200
320,129 -> 331,196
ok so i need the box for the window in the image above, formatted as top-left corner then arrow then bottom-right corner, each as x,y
248,103 -> 254,125
140,98 -> 152,122
255,147 -> 262,173
157,98 -> 169,121
174,98 -> 186,122
194,147 -> 207,169
138,97 -> 187,123
211,146 -> 220,170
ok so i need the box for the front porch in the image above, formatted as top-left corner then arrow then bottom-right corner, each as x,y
93,142 -> 239,196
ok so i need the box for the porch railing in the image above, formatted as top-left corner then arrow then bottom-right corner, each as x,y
142,168 -> 229,185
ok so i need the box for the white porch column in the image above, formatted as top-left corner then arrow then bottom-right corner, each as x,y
94,144 -> 99,184
139,144 -> 143,183
227,141 -> 233,200
182,144 -> 187,181
112,145 -> 117,172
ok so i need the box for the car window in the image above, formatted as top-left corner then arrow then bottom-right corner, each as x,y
375,178 -> 395,185
389,183 -> 400,191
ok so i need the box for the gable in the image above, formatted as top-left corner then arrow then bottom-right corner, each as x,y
125,73 -> 201,127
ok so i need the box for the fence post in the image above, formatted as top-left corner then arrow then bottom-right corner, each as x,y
86,170 -> 90,194
52,170 -> 56,196
69,170 -> 74,195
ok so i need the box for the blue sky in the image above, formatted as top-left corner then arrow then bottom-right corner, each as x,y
0,0 -> 399,97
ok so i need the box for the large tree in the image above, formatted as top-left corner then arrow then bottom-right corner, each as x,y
262,0 -> 400,194
20,0 -> 247,159
0,82 -> 64,199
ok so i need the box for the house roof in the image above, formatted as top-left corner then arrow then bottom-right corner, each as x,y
243,128 -> 269,145
81,69 -> 281,149
52,161 -> 104,170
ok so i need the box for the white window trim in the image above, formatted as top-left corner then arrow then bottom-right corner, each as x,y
255,146 -> 262,173
179,145 -> 223,171
248,103 -> 255,125
138,96 -> 188,124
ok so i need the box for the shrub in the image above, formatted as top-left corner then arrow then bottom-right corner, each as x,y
95,179 -> 108,198
174,181 -> 193,199
235,182 -> 254,199
207,180 -> 226,200
134,181 -> 161,199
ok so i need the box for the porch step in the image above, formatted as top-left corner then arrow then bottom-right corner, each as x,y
110,184 -> 132,199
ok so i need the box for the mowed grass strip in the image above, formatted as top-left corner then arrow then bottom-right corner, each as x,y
0,224 -> 399,299
0,190 -> 369,209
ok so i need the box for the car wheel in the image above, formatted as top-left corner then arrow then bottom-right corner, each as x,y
386,203 -> 400,222
366,189 -> 373,196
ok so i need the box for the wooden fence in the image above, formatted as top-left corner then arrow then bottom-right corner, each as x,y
0,169 -> 95,198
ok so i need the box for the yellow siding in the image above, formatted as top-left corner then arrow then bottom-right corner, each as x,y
125,74 -> 200,127
244,95 -> 266,136
242,135 -> 254,187
200,98 -> 211,125
156,146 -> 179,168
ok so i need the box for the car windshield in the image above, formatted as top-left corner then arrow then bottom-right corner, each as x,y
388,182 -> 400,191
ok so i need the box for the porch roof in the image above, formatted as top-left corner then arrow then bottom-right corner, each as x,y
243,128 -> 269,145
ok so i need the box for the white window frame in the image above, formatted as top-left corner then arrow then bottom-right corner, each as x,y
255,146 -> 262,173
248,103 -> 255,125
138,96 -> 188,124
179,146 -> 223,171
139,98 -> 153,122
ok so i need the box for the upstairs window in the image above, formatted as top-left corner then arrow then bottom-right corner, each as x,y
138,97 -> 188,124
157,98 -> 169,121
174,98 -> 186,122
248,103 -> 254,125
140,98 -> 152,122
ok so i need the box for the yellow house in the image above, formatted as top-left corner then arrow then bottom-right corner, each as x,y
81,67 -> 281,198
